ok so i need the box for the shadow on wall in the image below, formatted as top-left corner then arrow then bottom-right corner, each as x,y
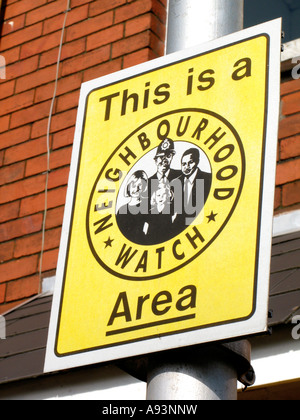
244,0 -> 300,42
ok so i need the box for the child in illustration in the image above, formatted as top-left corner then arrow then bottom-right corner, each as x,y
147,182 -> 175,244
116,170 -> 149,244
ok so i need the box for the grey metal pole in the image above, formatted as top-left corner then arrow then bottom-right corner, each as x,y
166,0 -> 244,54
146,0 -> 245,400
147,346 -> 238,400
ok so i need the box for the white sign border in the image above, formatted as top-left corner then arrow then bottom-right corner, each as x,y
44,18 -> 282,374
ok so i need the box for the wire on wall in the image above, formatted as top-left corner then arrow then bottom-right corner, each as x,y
39,0 -> 72,289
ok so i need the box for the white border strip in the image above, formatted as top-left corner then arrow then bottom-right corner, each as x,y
281,38 -> 300,61
44,18 -> 282,374
273,209 -> 300,237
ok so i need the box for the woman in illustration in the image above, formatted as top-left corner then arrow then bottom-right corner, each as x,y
116,170 -> 149,244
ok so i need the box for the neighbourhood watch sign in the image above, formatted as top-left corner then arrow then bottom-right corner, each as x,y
44,19 -> 281,373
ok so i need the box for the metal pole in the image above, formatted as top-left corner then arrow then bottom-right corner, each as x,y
146,0 -> 245,400
146,346 -> 238,400
166,0 -> 244,54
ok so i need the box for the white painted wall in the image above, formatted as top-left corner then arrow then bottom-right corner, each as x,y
0,365 -> 146,401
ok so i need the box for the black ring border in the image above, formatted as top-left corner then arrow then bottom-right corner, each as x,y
86,108 -> 246,281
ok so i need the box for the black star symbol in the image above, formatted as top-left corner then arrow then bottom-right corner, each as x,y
207,211 -> 218,223
104,237 -> 114,248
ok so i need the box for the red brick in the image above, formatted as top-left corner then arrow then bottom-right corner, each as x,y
39,38 -> 86,68
42,11 -> 68,35
151,12 -> 166,41
0,241 -> 14,263
10,100 -> 51,129
43,4 -> 89,34
6,275 -> 40,301
0,22 -> 43,51
14,227 -> 61,258
0,115 -> 9,133
0,173 -> 46,204
0,255 -> 38,284
152,0 -> 167,24
51,108 -> 77,133
0,201 -> 20,223
20,30 -> 62,60
25,148 -> 72,178
52,126 -> 75,150
0,214 -> 43,242
4,0 -> 47,20
0,46 -> 20,66
115,0 -> 152,24
15,65 -> 57,93
159,0 -> 168,8
149,31 -> 164,56
45,206 -> 65,229
0,284 -> 5,304
0,90 -> 35,117
83,58 -> 122,82
2,15 -> 25,36
125,14 -> 152,37
35,73 -> 82,103
62,45 -> 110,76
4,137 -> 48,165
282,181 -> 300,207
48,167 -> 70,189
24,154 -> 48,177
19,186 -> 67,217
282,91 -> 300,116
123,48 -> 153,69
56,89 -> 80,113
6,56 -> 39,80
35,83 -> 60,104
26,0 -> 66,26
274,187 -> 281,210
0,80 -> 15,100
71,0 -> 93,6
281,78 -> 300,96
40,248 -> 59,273
89,0 -> 126,16
279,114 -> 300,139
276,159 -> 300,185
31,108 -> 77,138
280,136 -> 300,160
112,31 -> 151,58
86,24 -> 124,51
0,126 -> 31,149
0,161 -> 25,186
49,146 -> 72,169
66,12 -> 113,42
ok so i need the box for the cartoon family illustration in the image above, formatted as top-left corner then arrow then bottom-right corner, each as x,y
116,139 -> 212,245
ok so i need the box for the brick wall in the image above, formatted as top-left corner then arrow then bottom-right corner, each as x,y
0,0 -> 166,313
276,78 -> 300,212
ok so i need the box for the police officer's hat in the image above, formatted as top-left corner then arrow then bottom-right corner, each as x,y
154,138 -> 176,158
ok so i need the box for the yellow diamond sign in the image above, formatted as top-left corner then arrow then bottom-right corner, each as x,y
44,20 -> 281,373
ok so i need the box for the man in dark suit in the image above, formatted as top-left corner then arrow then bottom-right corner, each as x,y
172,147 -> 212,233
